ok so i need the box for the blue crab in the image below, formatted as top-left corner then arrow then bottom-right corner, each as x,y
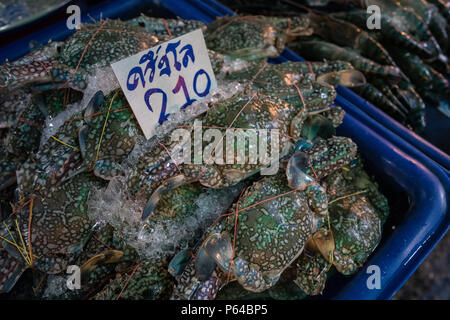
60,224 -> 138,299
309,160 -> 388,275
0,19 -> 159,91
17,89 -> 140,195
171,136 -> 357,299
93,259 -> 174,300
225,60 -> 366,102
90,182 -> 230,300
205,15 -> 313,60
6,88 -> 84,160
29,223 -> 139,299
225,59 -> 366,131
0,172 -> 106,293
0,41 -> 61,91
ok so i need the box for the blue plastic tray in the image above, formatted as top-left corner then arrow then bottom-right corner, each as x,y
0,0 -> 448,300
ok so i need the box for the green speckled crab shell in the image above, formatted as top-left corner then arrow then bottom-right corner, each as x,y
226,61 -> 346,109
17,173 -> 106,274
223,172 -> 315,277
94,260 -> 173,300
59,19 -> 158,73
80,91 -> 139,169
324,164 -> 385,275
205,17 -> 280,59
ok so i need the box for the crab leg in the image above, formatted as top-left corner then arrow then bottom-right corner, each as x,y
290,40 -> 403,78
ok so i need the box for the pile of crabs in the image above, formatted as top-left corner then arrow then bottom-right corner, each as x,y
0,13 -> 389,300
217,0 -> 450,133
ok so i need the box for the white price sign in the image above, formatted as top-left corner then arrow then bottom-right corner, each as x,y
112,29 -> 217,139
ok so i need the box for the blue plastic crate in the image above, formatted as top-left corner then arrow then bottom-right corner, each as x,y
0,0 -> 448,300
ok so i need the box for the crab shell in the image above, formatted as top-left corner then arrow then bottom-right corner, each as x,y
322,166 -> 384,275
205,15 -> 313,60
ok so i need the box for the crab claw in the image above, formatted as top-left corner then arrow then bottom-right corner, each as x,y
84,91 -> 104,121
307,228 -> 335,265
286,152 -> 315,189
316,69 -> 366,88
203,232 -> 234,273
78,125 -> 88,159
93,160 -> 124,180
233,258 -> 280,293
195,247 -> 217,281
142,174 -> 190,221
168,248 -> 191,277
302,114 -> 335,141
202,232 -> 274,292
0,248 -> 28,293
80,249 -> 124,276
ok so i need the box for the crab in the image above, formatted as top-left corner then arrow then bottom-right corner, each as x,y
225,59 -> 366,132
0,172 -> 106,293
293,250 -> 329,296
0,19 -> 159,92
17,89 -> 140,196
308,160 -> 387,275
6,88 -> 84,160
29,223 -> 140,300
226,60 -> 366,96
215,264 -> 309,300
93,259 -> 174,300
205,15 -> 313,60
0,41 -> 61,91
171,136 -> 357,299
127,87 -> 343,222
68,225 -> 140,299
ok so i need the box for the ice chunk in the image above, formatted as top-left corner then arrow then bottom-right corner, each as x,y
219,56 -> 250,77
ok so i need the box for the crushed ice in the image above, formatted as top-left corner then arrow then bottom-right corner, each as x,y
88,176 -> 245,260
